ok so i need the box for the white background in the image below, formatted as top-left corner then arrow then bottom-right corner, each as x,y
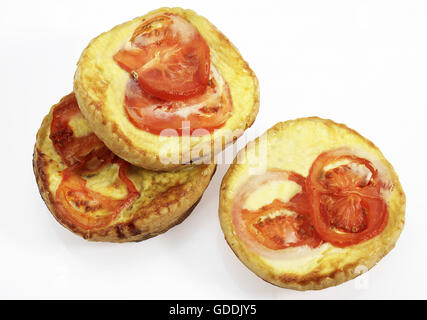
1,0 -> 426,299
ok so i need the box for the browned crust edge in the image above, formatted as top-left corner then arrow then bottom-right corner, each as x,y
218,116 -> 406,291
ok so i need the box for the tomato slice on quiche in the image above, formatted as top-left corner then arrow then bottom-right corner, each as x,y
232,170 -> 322,257
114,13 -> 232,135
56,159 -> 139,230
50,96 -> 139,230
115,14 -> 210,100
306,148 -> 389,247
231,149 -> 391,254
124,70 -> 232,135
50,94 -> 108,166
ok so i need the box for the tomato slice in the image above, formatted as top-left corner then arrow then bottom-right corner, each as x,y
232,170 -> 322,258
241,198 -> 321,250
114,14 -> 231,135
56,159 -> 139,230
50,94 -> 107,166
50,94 -> 140,230
306,148 -> 389,247
114,14 -> 210,100
124,66 -> 232,135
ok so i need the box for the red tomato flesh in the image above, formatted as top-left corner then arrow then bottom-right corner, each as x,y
232,170 -> 322,257
306,149 -> 389,247
124,70 -> 232,135
50,94 -> 107,166
113,14 -> 232,135
114,14 -> 210,100
56,159 -> 139,230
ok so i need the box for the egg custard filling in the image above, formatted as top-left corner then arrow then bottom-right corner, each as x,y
113,13 -> 233,135
232,149 -> 391,258
49,94 -> 139,230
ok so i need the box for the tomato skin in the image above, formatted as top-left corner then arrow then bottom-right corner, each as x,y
306,149 -> 389,247
232,170 -> 322,258
114,14 -> 210,101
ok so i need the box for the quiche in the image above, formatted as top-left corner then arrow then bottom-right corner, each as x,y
74,7 -> 259,171
219,117 -> 405,290
34,93 -> 216,242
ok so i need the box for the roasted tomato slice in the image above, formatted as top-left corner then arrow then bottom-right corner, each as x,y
56,159 -> 139,230
306,148 -> 389,247
124,67 -> 232,135
114,14 -> 210,100
50,94 -> 140,230
232,170 -> 322,258
241,198 -> 321,250
50,94 -> 107,166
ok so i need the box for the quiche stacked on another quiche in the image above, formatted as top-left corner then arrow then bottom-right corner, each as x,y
34,7 -> 258,242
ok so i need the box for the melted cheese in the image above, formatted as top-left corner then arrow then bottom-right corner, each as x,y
68,116 -> 92,138
172,65 -> 225,119
261,243 -> 333,273
170,14 -> 197,43
84,163 -> 128,200
243,180 -> 301,211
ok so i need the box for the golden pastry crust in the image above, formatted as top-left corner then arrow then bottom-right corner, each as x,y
34,94 -> 216,242
74,7 -> 259,171
219,117 -> 405,290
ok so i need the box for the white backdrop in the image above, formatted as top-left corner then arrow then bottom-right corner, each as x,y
1,0 -> 426,299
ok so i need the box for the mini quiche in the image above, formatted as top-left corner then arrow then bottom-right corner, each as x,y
74,7 -> 259,171
219,118 -> 405,290
34,93 -> 216,242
